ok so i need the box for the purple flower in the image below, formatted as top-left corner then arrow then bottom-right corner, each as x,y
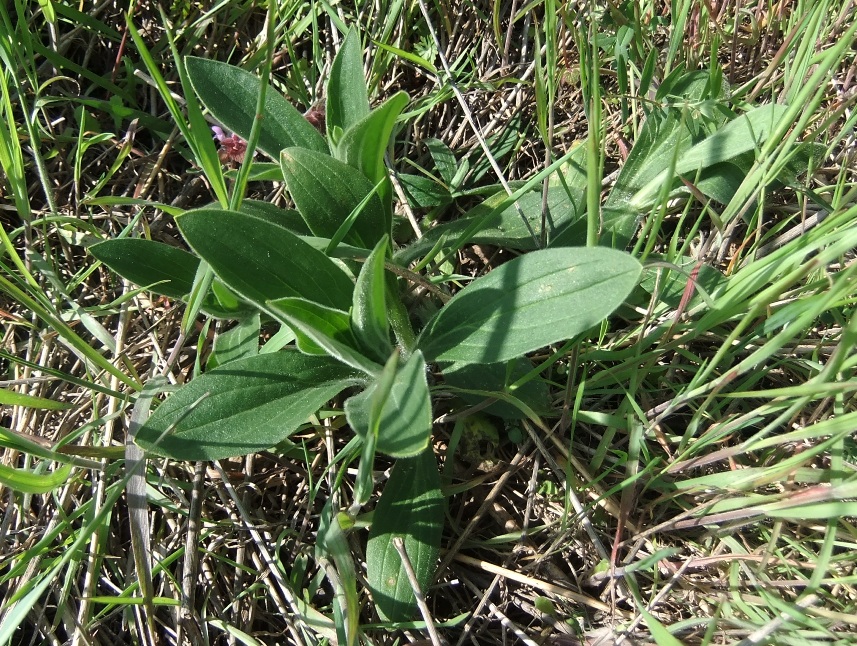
211,126 -> 247,164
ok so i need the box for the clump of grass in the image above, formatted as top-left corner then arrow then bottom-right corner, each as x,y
1,1 -> 856,645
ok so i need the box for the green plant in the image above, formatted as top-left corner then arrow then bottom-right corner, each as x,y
90,23 -> 642,638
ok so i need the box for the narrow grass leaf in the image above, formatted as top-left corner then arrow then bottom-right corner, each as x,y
0,463 -> 72,494
125,376 -> 166,641
318,500 -> 361,646
0,464 -> 128,641
371,41 -> 438,75
161,10 -> 228,205
639,607 -> 684,646
0,388 -> 72,410
0,273 -> 139,390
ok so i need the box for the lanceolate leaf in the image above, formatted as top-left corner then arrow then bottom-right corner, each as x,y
280,147 -> 387,248
326,27 -> 370,143
418,248 -> 641,364
239,199 -> 310,235
177,208 -> 354,311
396,149 -> 588,264
335,91 -> 409,226
352,236 -> 392,363
185,56 -> 327,158
367,449 -> 443,621
267,297 -> 380,375
136,351 -> 360,460
602,111 -> 694,248
207,312 -> 260,370
89,238 -> 198,299
344,350 -> 432,458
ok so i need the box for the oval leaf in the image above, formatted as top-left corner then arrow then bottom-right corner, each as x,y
418,248 -> 641,363
136,351 -> 360,460
177,208 -> 354,311
185,56 -> 327,157
367,449 -> 443,621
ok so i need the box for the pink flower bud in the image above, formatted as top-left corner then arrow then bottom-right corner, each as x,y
211,126 -> 247,163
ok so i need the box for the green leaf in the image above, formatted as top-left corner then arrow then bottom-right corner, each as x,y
207,313 -> 260,370
280,148 -> 387,249
396,149 -> 588,264
229,161 -> 283,182
0,463 -> 72,495
441,358 -> 552,420
639,608 -> 685,646
168,33 -> 228,205
0,388 -> 72,410
185,56 -> 327,158
424,138 -> 458,186
344,350 -> 432,457
603,111 -> 695,248
691,160 -> 747,205
372,41 -> 438,76
352,351 -> 399,507
267,297 -> 379,375
367,449 -> 443,621
352,236 -> 392,363
631,103 -> 791,209
317,501 -> 361,646
326,27 -> 370,144
136,351 -> 359,460
239,199 -> 310,235
335,90 -> 409,231
177,208 -> 354,311
397,173 -> 453,209
639,257 -> 725,310
418,248 -> 641,363
89,238 -> 198,299
336,90 -> 408,186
